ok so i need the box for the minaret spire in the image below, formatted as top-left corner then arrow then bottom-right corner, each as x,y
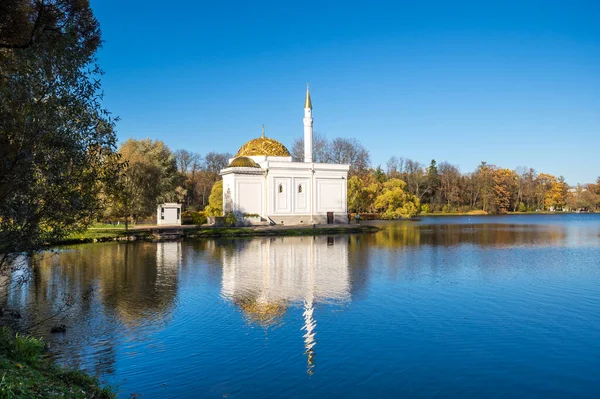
304,83 -> 312,109
303,84 -> 313,163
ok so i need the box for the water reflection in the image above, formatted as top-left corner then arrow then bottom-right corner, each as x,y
1,242 -> 184,375
0,215 -> 598,398
364,216 -> 600,248
220,236 -> 350,374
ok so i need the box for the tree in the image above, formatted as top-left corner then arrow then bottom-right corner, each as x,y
292,134 -> 370,177
175,149 -> 202,175
386,156 -> 405,179
204,180 -> 223,216
291,132 -> 329,162
347,175 -> 380,213
545,176 -> 568,211
374,179 -> 420,219
204,152 -> 231,180
109,139 -> 182,223
403,159 -> 425,199
438,162 -> 461,210
534,173 -> 556,211
491,168 -> 516,214
328,137 -> 371,177
1,0 -> 120,257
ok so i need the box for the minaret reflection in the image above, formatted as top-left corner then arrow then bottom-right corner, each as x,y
221,236 -> 350,374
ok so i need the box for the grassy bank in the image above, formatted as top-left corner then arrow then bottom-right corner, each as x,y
0,327 -> 114,399
48,224 -> 379,246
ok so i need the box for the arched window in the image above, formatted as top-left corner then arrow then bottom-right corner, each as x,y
278,184 -> 283,193
298,184 -> 303,193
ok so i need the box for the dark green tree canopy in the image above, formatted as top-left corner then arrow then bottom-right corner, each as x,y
0,0 -> 120,255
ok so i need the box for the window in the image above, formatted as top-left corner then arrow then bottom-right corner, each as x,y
161,207 -> 164,220
278,184 -> 283,193
177,208 -> 181,220
298,184 -> 303,193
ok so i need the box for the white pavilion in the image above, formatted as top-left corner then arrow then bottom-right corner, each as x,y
220,87 -> 349,225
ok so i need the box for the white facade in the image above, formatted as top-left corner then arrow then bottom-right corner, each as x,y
220,88 -> 350,225
156,203 -> 182,225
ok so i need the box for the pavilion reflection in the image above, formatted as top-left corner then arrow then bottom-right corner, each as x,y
220,236 -> 350,374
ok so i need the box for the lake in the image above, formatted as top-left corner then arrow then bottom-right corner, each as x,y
2,214 -> 600,398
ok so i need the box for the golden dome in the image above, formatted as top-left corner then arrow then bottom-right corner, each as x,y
236,136 -> 291,157
228,156 -> 261,168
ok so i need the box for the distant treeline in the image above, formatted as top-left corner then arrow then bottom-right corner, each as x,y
104,136 -> 599,223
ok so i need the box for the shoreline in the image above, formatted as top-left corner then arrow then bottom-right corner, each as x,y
0,327 -> 114,398
47,212 -> 594,247
50,224 -> 380,246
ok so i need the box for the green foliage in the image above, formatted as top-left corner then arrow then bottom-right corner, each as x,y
182,211 -> 207,225
0,327 -> 115,398
106,139 -> 183,223
224,212 -> 237,227
421,204 -> 431,214
0,0 -> 121,257
518,202 -> 528,212
0,328 -> 44,364
374,179 -> 420,219
204,180 -> 223,216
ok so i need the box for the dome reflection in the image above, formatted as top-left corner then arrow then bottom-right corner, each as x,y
220,235 -> 350,374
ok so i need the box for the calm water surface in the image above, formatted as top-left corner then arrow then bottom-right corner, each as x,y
2,214 -> 600,398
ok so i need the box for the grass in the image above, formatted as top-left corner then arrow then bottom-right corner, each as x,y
46,224 -> 378,246
0,327 -> 115,399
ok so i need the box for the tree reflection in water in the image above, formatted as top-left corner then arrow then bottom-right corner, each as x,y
1,241 -> 183,376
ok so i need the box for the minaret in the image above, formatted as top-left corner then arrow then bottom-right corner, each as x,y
303,84 -> 313,163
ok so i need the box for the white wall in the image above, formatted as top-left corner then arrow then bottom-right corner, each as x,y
236,177 -> 263,215
316,178 -> 346,213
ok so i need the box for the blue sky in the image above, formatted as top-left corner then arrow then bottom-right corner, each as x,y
91,0 -> 599,184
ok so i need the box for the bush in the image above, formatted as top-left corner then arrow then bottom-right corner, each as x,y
421,204 -> 431,214
182,211 -> 207,225
0,327 -> 45,364
442,204 -> 453,213
224,212 -> 237,227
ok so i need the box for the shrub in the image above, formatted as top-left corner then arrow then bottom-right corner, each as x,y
205,181 -> 223,217
421,204 -> 431,214
224,212 -> 237,227
0,327 -> 45,363
182,211 -> 207,225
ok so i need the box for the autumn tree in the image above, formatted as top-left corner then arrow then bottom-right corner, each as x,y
107,139 -> 182,223
0,0 -> 120,257
374,179 -> 420,219
204,180 -> 223,216
491,169 -> 517,214
347,175 -> 380,213
544,176 -> 568,211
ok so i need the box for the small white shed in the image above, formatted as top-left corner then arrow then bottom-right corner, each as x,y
157,203 -> 182,225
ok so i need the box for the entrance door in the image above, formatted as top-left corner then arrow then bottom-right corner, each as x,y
327,212 -> 334,224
